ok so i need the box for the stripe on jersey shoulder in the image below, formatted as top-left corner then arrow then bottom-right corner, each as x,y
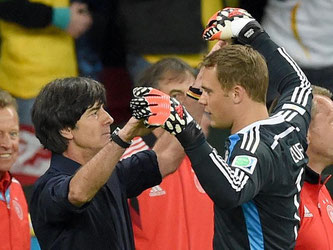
238,115 -> 284,135
240,125 -> 260,154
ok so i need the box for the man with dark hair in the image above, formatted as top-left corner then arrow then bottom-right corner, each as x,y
0,89 -> 30,249
29,77 -> 184,249
126,58 -> 214,250
131,8 -> 312,249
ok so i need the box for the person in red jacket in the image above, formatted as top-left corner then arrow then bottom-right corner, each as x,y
295,85 -> 333,249
124,58 -> 214,250
0,89 -> 30,250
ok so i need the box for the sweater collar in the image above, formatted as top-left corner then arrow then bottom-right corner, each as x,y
304,165 -> 331,184
0,171 -> 11,192
50,153 -> 81,175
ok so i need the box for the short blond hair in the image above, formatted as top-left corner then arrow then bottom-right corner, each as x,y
311,85 -> 333,116
0,89 -> 17,111
201,44 -> 268,104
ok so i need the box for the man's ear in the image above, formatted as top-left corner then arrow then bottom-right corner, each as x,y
60,127 -> 73,140
232,85 -> 246,104
306,129 -> 312,145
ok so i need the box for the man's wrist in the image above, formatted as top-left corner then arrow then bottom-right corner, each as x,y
236,20 -> 265,45
52,7 -> 70,30
111,127 -> 132,148
175,121 -> 206,151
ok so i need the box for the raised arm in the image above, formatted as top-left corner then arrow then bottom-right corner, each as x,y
129,8 -> 312,208
68,117 -> 154,206
246,28 -> 312,143
203,7 -> 312,145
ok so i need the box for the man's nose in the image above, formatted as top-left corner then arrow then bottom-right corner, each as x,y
101,108 -> 114,125
0,133 -> 11,149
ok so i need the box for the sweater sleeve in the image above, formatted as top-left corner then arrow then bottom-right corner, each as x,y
0,0 -> 53,28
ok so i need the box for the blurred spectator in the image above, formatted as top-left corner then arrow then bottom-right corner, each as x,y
0,0 -> 92,188
0,0 -> 92,125
0,89 -> 30,250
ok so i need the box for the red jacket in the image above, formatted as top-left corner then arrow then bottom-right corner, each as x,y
0,171 -> 30,250
296,167 -> 333,250
123,137 -> 214,250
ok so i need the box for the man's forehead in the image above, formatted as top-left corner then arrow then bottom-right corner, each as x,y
86,102 -> 102,111
0,106 -> 19,127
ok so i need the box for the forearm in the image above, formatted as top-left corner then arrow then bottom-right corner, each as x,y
68,140 -> 126,206
0,0 -> 52,28
68,123 -> 137,207
153,131 -> 185,177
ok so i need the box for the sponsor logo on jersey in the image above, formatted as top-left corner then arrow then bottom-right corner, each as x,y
303,205 -> 313,218
231,155 -> 257,174
327,204 -> 333,223
149,185 -> 166,197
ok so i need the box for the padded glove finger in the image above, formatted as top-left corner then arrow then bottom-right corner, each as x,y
131,87 -> 171,127
202,7 -> 254,41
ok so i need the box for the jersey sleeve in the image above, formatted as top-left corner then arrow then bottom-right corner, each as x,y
251,33 -> 312,148
185,139 -> 272,209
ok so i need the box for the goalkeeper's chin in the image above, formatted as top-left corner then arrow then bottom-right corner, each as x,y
209,119 -> 231,130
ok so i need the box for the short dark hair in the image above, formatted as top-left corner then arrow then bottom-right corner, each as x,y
0,89 -> 18,111
32,77 -> 106,154
137,58 -> 196,88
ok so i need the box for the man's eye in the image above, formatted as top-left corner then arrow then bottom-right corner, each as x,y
10,131 -> 19,138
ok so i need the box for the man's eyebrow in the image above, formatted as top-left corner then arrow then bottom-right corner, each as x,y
87,105 -> 101,114
201,86 -> 211,92
170,90 -> 184,94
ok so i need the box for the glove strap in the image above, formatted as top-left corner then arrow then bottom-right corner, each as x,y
237,20 -> 264,45
176,121 -> 206,151
186,86 -> 202,101
111,127 -> 131,148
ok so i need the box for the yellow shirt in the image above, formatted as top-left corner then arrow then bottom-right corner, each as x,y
0,0 -> 77,98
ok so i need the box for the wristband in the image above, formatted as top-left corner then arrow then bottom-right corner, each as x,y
111,127 -> 131,148
186,86 -> 202,100
237,20 -> 264,45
